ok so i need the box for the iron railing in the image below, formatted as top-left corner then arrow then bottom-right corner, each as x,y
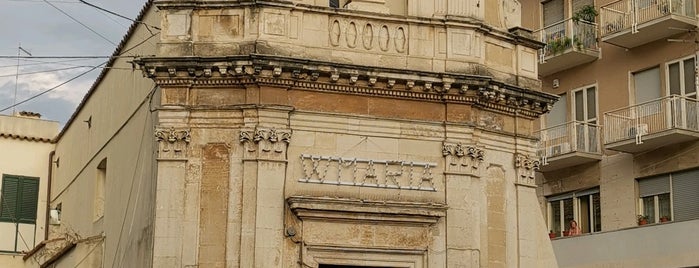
604,95 -> 699,144
601,0 -> 696,36
536,121 -> 601,164
535,18 -> 599,63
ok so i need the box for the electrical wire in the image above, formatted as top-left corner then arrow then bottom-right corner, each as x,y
0,65 -> 131,78
78,0 -> 160,32
0,62 -> 106,113
42,0 -> 117,46
0,55 -> 142,59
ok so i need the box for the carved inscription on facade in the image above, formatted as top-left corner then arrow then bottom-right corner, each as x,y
155,127 -> 191,159
514,153 -> 540,186
443,142 -> 485,176
299,155 -> 437,191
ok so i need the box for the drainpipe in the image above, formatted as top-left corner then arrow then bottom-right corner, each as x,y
45,150 -> 54,240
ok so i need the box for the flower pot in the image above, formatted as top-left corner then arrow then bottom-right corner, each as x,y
549,233 -> 556,239
639,219 -> 648,225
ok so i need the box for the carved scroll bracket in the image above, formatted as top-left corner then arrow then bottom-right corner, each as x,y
239,128 -> 292,160
514,153 -> 540,187
442,142 -> 485,177
155,127 -> 191,160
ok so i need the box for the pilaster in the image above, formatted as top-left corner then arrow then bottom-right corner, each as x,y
443,141 -> 486,267
152,127 -> 191,267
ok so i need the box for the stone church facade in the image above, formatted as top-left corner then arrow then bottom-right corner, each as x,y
136,0 -> 559,267
18,0 -> 560,267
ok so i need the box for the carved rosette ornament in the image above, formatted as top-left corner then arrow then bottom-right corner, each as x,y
239,128 -> 291,160
514,153 -> 540,186
443,142 -> 485,176
155,127 -> 191,159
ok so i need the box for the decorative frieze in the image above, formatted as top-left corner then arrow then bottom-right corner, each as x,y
442,142 -> 485,176
514,153 -> 540,186
155,127 -> 191,159
298,154 -> 438,191
136,56 -> 558,117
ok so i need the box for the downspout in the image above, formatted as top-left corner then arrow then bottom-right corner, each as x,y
45,150 -> 54,240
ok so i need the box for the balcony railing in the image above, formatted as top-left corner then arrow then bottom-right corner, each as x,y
535,18 -> 599,75
600,0 -> 696,47
604,95 -> 699,152
537,19 -> 599,61
536,121 -> 601,170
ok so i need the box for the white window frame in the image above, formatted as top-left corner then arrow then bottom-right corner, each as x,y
665,55 -> 697,98
638,176 -> 674,224
547,188 -> 601,236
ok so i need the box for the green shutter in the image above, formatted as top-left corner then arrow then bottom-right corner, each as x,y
0,175 -> 39,224
0,176 -> 20,221
18,178 -> 39,223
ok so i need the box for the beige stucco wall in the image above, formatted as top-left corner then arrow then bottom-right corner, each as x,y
32,6 -> 160,268
0,115 -> 58,264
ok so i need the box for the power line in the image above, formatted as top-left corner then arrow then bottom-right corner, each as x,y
78,0 -> 160,32
0,65 -> 131,78
0,55 -> 142,59
0,62 -> 106,113
42,0 -> 117,46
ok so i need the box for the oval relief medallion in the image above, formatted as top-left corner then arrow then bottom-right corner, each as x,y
346,22 -> 358,48
330,20 -> 341,46
395,27 -> 406,53
379,25 -> 390,51
362,23 -> 374,50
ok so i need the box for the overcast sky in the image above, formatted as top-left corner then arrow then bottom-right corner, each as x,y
0,0 -> 148,125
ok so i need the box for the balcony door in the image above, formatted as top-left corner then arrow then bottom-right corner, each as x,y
633,67 -> 663,135
667,56 -> 698,130
572,86 -> 598,153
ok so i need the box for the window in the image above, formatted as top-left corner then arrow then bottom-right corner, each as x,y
94,159 -> 107,221
667,56 -> 696,98
634,67 -> 662,104
543,0 -> 564,27
0,175 -> 39,224
572,85 -> 598,153
329,0 -> 340,8
548,188 -> 601,237
547,93 -> 567,127
638,168 -> 699,224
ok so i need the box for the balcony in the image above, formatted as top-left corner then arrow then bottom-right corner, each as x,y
536,19 -> 600,76
552,219 -> 699,267
604,95 -> 699,153
600,0 -> 697,48
536,121 -> 602,172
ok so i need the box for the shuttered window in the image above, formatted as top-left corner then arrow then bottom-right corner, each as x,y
0,175 -> 40,224
543,0 -> 565,27
672,169 -> 699,221
638,175 -> 671,197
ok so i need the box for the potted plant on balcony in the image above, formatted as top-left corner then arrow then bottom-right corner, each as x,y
549,230 -> 557,239
660,215 -> 671,223
638,215 -> 649,225
572,5 -> 598,23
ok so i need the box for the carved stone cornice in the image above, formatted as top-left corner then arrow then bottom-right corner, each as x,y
442,142 -> 485,177
239,127 -> 291,161
287,196 -> 447,225
514,153 -> 540,186
155,127 -> 191,160
136,55 -> 557,118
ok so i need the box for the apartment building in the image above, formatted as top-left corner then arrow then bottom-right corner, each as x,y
523,0 -> 699,267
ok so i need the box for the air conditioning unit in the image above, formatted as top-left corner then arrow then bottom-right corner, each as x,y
49,209 -> 61,225
547,142 -> 571,156
628,124 -> 648,137
628,124 -> 649,144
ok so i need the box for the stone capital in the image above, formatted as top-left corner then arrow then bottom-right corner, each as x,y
442,142 -> 485,177
155,127 -> 191,160
239,127 -> 291,161
514,153 -> 540,186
